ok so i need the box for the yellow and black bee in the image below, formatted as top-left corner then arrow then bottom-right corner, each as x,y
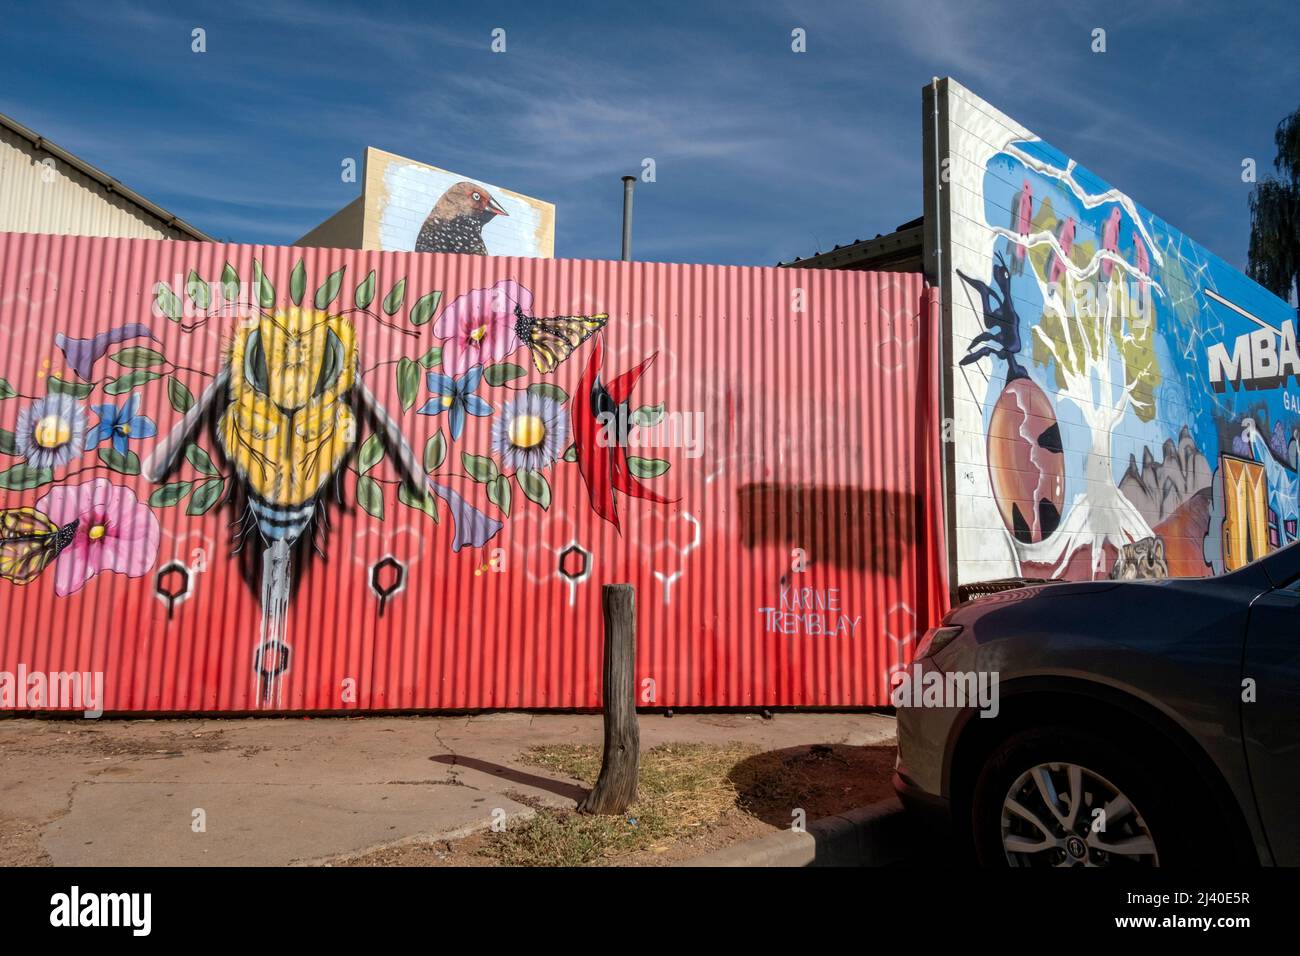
0,508 -> 78,585
145,305 -> 423,705
513,305 -> 608,375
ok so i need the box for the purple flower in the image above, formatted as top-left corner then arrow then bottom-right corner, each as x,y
417,366 -> 492,441
88,393 -> 157,456
55,323 -> 157,381
427,479 -> 502,552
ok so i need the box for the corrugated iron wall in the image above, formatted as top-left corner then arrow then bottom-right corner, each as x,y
0,232 -> 945,713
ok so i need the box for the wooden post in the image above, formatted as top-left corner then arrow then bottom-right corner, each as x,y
578,584 -> 639,814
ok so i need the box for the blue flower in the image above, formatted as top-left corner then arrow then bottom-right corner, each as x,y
89,393 -> 157,456
417,366 -> 492,441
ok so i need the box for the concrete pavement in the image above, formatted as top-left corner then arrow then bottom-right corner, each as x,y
0,712 -> 897,866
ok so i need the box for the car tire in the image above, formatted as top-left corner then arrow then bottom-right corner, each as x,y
970,725 -> 1191,867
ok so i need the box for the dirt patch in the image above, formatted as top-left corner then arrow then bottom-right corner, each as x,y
731,743 -> 896,825
0,816 -> 53,867
341,742 -> 895,867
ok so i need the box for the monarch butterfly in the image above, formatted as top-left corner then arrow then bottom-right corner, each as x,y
0,508 -> 79,585
513,305 -> 608,375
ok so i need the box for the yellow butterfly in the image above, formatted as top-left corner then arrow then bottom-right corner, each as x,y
0,508 -> 78,585
513,305 -> 608,374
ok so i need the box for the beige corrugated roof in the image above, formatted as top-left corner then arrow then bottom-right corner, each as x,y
0,110 -> 213,242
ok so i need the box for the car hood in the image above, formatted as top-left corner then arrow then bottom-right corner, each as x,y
946,580 -> 1120,622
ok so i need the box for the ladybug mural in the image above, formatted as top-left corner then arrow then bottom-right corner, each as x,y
957,254 -> 1065,544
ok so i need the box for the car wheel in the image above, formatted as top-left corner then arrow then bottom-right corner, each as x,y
971,726 -> 1172,867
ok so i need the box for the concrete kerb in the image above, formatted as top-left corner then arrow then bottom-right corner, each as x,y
680,797 -> 914,867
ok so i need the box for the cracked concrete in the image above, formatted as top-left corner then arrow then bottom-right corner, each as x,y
0,712 -> 896,866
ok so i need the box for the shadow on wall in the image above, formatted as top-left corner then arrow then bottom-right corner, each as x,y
738,485 -> 918,575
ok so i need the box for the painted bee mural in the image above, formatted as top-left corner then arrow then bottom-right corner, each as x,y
0,253 -> 677,711
145,305 -> 427,705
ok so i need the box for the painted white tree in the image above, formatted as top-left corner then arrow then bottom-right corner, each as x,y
989,145 -> 1168,577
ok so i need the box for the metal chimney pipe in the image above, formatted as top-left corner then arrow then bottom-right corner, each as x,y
620,175 -> 636,261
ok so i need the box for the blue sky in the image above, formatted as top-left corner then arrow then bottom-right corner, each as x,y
1,0 -> 1296,267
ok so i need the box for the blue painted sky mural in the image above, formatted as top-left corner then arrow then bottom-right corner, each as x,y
953,81 -> 1299,582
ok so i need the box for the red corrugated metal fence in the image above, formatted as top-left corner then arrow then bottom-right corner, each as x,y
0,233 -> 946,712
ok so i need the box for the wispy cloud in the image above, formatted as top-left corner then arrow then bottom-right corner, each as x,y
1,0 -> 1293,266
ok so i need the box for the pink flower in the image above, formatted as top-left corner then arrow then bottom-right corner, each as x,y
36,478 -> 160,597
434,279 -> 530,376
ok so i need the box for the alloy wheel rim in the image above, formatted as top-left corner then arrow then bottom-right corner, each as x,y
1000,762 -> 1160,867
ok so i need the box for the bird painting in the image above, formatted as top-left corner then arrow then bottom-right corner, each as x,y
1009,179 -> 1033,274
1049,216 -> 1076,285
415,181 -> 509,255
1101,206 -> 1122,278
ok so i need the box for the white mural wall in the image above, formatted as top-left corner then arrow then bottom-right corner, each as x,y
939,79 -> 1297,586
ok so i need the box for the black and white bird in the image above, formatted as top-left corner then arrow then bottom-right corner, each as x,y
414,181 -> 509,255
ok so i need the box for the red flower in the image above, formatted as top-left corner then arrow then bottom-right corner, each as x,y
569,335 -> 674,531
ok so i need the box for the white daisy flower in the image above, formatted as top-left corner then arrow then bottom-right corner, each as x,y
491,394 -> 569,474
14,394 -> 88,471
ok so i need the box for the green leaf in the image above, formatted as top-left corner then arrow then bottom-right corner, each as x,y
0,378 -> 16,400
484,363 -> 527,387
154,281 -> 183,322
315,266 -> 346,309
355,270 -> 376,310
253,259 -> 275,308
417,345 -> 443,369
186,478 -> 224,515
186,269 -> 210,310
487,474 -> 511,517
423,431 -> 446,472
356,475 -> 384,519
98,446 -> 140,476
527,383 -> 568,403
47,375 -> 95,399
398,482 -> 439,521
110,346 -> 167,369
0,462 -> 53,490
409,290 -> 442,327
632,402 -> 666,428
289,259 -> 306,306
357,433 -> 385,474
462,452 -> 498,483
628,456 -> 670,479
0,429 -> 15,456
104,370 -> 162,395
517,469 -> 551,510
382,278 -> 407,315
185,443 -> 220,476
563,444 -> 578,463
396,357 -> 420,412
220,263 -> 239,303
149,481 -> 193,507
168,376 -> 194,413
